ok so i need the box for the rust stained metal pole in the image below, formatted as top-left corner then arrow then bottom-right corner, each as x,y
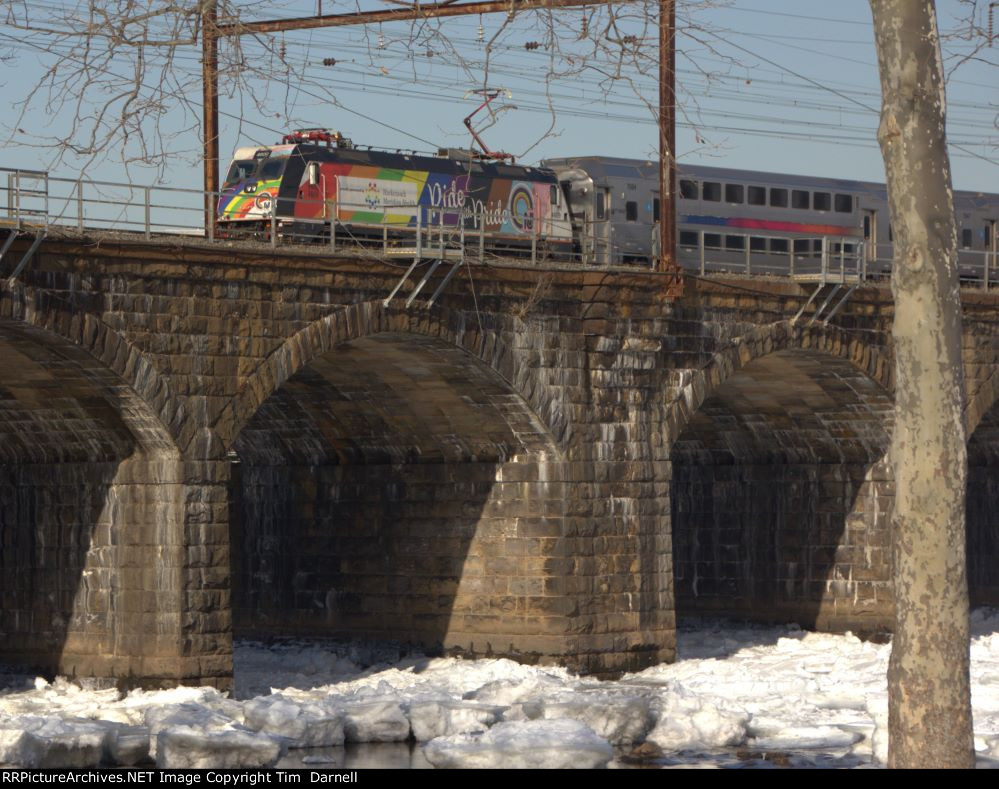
659,0 -> 679,291
203,1 -> 219,239
217,0 -> 612,36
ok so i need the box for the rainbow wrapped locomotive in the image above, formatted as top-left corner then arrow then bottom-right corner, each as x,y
216,129 -> 574,254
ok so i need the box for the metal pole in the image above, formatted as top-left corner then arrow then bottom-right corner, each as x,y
331,199 -> 337,251
415,204 -> 422,260
144,186 -> 152,240
270,211 -> 277,249
744,237 -> 750,275
77,180 -> 84,231
659,0 -> 678,287
14,171 -> 20,229
699,230 -> 705,276
478,209 -> 484,263
531,214 -> 537,264
202,1 -> 219,240
208,192 -> 215,242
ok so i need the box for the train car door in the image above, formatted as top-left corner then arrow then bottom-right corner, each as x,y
863,209 -> 878,268
594,187 -> 612,265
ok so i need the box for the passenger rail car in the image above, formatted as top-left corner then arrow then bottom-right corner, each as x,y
542,156 -> 999,278
217,130 -> 574,254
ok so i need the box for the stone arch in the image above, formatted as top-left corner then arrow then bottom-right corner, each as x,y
216,301 -> 567,454
223,304 -> 581,667
667,320 -> 893,444
0,281 -> 185,453
668,320 -> 896,632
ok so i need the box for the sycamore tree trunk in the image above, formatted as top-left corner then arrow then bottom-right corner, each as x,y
869,0 -> 974,769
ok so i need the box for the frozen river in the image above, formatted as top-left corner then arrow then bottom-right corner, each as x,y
3,612 -> 999,768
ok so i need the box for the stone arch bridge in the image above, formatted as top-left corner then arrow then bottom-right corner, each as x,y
2,234 -> 999,689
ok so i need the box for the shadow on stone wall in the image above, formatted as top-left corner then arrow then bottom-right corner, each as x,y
0,324 -> 141,676
670,349 -> 895,638
229,333 -> 566,660
968,405 -> 999,609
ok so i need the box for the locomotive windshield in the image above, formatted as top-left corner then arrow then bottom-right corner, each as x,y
224,159 -> 255,187
223,156 -> 289,187
257,157 -> 288,182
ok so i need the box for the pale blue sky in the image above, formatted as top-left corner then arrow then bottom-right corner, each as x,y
1,1 -> 996,193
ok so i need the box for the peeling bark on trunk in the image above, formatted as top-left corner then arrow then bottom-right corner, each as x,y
870,0 -> 974,769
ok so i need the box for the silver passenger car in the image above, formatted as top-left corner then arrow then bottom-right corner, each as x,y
542,156 -> 999,283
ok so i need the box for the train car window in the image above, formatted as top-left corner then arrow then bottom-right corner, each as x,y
680,180 -> 698,199
843,243 -> 855,254
812,240 -> 824,252
704,233 -> 722,249
725,184 -> 744,204
769,188 -> 788,208
835,194 -> 853,213
770,238 -> 789,253
653,198 -> 661,222
679,231 -> 698,246
702,182 -> 721,202
750,237 -> 767,251
725,235 -> 745,250
626,201 -> 638,222
596,193 -> 606,220
963,228 -> 973,248
792,190 -> 810,210
813,192 -> 831,211
863,215 -> 871,238
748,186 -> 766,206
793,239 -> 810,253
985,226 -> 993,249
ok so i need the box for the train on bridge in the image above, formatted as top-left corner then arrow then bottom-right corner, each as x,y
216,129 -> 999,279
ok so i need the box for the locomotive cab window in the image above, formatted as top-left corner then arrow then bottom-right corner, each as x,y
792,190 -> 810,210
770,188 -> 788,208
963,228 -> 973,248
725,184 -> 744,204
835,194 -> 853,213
224,160 -> 255,186
595,193 -> 606,220
680,180 -> 698,200
813,192 -> 831,211
703,182 -> 721,202
625,201 -> 638,222
748,186 -> 766,206
550,185 -> 560,206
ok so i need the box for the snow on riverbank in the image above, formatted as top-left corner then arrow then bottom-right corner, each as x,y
2,611 -> 999,768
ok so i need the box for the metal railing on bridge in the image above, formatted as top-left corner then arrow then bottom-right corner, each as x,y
2,166 -> 997,290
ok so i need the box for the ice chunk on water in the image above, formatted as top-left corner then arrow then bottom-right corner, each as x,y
0,717 -> 111,768
105,724 -> 151,766
407,699 -> 501,741
243,694 -> 345,748
751,725 -> 862,750
423,719 -> 613,769
523,691 -> 653,745
155,726 -> 282,769
646,691 -> 749,751
145,703 -> 237,760
341,698 -> 410,742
